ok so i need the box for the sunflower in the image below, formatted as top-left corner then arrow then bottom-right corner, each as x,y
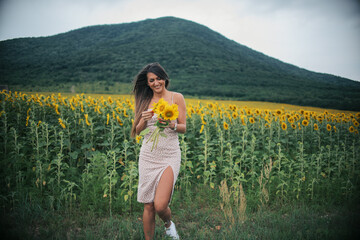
26,115 -> 30,126
275,109 -> 282,116
353,120 -> 359,127
116,116 -> 123,126
162,104 -> 179,121
232,112 -> 238,119
265,116 -> 272,124
152,98 -> 168,115
281,122 -> 287,131
108,96 -> 113,104
291,123 -> 296,129
333,126 -> 337,132
55,104 -> 60,115
326,124 -> 331,131
241,116 -> 246,126
249,117 -> 255,124
187,109 -> 192,118
201,114 -> 207,125
317,116 -> 323,123
265,123 -> 270,128
200,124 -> 204,134
223,122 -> 229,130
123,108 -> 128,118
84,114 -> 91,126
314,123 -> 319,131
288,117 -> 294,124
302,119 -> 309,126
58,118 -> 66,129
349,126 -> 355,133
136,135 -> 142,144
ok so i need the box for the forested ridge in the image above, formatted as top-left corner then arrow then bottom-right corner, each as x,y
1,16 -> 359,110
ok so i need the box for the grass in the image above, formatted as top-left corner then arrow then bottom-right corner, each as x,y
1,185 -> 359,240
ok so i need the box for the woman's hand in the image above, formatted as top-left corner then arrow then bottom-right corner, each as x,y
141,109 -> 154,122
157,118 -> 170,128
157,119 -> 177,130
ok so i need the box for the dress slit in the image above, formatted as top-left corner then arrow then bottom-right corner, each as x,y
154,165 -> 176,206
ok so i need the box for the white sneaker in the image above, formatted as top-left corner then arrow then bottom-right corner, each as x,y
165,220 -> 180,239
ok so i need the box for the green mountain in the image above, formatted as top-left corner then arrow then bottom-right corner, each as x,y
1,16 -> 359,110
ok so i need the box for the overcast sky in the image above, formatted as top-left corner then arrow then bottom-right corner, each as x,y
1,0 -> 359,81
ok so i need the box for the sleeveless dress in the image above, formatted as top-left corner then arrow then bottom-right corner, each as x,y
137,94 -> 181,204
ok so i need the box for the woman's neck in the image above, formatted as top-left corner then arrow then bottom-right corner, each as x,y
152,89 -> 169,100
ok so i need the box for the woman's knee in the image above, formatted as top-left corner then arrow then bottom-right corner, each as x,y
154,200 -> 168,214
144,202 -> 155,213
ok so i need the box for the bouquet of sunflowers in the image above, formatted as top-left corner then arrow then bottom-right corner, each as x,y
140,98 -> 179,151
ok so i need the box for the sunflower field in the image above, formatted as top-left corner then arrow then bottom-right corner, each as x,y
0,90 -> 359,219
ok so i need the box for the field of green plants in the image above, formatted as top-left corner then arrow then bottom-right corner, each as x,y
0,90 -> 359,239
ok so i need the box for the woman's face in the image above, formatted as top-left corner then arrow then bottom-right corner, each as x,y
147,72 -> 165,94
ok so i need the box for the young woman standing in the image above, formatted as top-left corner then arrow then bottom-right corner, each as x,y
131,63 -> 186,239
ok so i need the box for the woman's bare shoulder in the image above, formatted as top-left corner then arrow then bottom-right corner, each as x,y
171,92 -> 185,108
171,91 -> 184,100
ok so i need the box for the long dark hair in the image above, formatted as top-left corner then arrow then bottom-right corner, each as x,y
130,62 -> 170,138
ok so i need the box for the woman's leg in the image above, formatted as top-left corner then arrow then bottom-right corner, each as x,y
154,166 -> 174,227
143,202 -> 155,240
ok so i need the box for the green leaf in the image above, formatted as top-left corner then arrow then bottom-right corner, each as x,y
69,151 -> 78,160
81,143 -> 92,150
140,128 -> 150,136
187,161 -> 193,168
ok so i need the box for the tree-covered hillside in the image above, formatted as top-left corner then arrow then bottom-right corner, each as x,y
1,16 -> 359,110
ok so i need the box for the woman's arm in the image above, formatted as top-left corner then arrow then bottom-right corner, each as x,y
170,92 -> 186,134
136,110 -> 153,135
136,118 -> 147,135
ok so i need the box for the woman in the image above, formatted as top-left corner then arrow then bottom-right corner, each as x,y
131,63 -> 186,240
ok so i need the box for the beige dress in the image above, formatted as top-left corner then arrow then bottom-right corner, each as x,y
137,95 -> 181,204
